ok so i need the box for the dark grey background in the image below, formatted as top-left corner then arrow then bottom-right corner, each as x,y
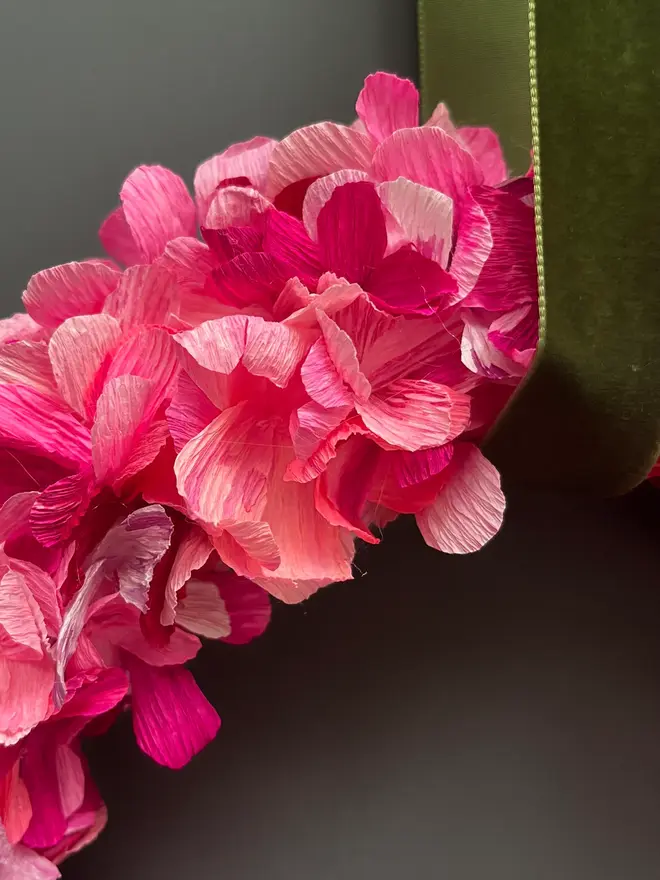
2,2 -> 660,878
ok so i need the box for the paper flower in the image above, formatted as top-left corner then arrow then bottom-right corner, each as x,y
0,71 -> 537,873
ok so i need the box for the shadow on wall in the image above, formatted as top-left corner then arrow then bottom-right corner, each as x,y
66,486 -> 660,880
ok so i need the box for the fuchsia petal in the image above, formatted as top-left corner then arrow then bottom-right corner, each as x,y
57,667 -> 129,721
317,181 -> 388,285
301,340 -> 353,408
23,262 -> 120,329
378,178 -> 454,266
369,445 -> 456,515
488,302 -> 538,368
128,657 -> 220,769
48,315 -> 122,418
449,188 -> 493,302
461,310 -> 522,380
459,127 -> 508,185
161,524 -> 213,627
91,376 -> 161,484
0,313 -> 43,344
290,402 -> 351,461
29,472 -> 93,548
0,384 -> 92,469
315,434 -> 380,543
373,127 -> 484,210
102,262 -> 180,328
175,579 -> 231,639
356,72 -> 419,142
267,123 -> 374,197
166,372 -> 220,452
21,736 -> 66,850
286,418 -> 371,483
0,824 -> 61,879
302,170 -> 371,239
175,403 -> 274,527
210,251 -> 290,309
316,310 -> 371,402
215,573 -> 271,645
272,277 -> 313,320
160,237 -> 217,296
99,207 -> 144,267
0,492 -> 39,543
369,244 -> 457,316
7,560 -> 61,639
356,379 -> 470,451
104,326 -> 180,410
262,210 -> 322,287
459,186 -> 537,311
205,186 -> 271,230
0,342 -> 58,399
416,444 -> 505,553
110,165 -> 197,264
195,137 -> 277,221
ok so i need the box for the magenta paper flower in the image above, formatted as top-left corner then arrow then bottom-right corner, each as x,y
0,71 -> 537,871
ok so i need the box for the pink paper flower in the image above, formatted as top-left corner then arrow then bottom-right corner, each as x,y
0,71 -> 537,869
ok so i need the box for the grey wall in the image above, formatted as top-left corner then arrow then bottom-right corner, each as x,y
2,2 -> 660,879
0,0 -> 416,307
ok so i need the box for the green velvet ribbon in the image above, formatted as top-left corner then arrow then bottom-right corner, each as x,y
419,0 -> 660,494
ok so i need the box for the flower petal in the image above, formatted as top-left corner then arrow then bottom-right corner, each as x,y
159,237 -> 217,296
166,372 -> 220,453
416,444 -> 505,553
98,207 -> 144,267
262,209 -> 322,288
105,165 -> 196,264
459,186 -> 537,311
0,652 -> 54,746
215,572 -> 271,645
356,379 -> 470,451
267,123 -> 374,197
0,570 -> 46,660
0,314 -> 44,344
0,823 -> 61,879
290,402 -> 351,461
104,326 -> 180,411
0,758 -> 32,845
253,445 -> 355,603
48,315 -> 122,418
317,182 -> 388,285
195,137 -> 277,221
315,434 -> 380,543
175,579 -> 231,639
29,472 -> 94,548
102,262 -> 181,328
373,127 -> 483,211
356,72 -> 419,142
128,657 -> 220,769
459,127 -> 507,186
23,262 -> 121,330
205,185 -> 271,230
378,178 -> 454,266
0,342 -> 59,399
0,384 -> 92,469
91,375 -> 161,484
160,524 -> 213,627
369,244 -> 457,316
0,492 -> 39,543
212,521 -> 280,577
301,170 -> 371,240
449,188 -> 494,302
175,403 -> 274,527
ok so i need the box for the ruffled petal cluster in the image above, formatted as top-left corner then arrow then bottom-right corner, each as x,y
0,71 -> 536,873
